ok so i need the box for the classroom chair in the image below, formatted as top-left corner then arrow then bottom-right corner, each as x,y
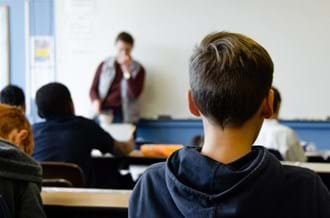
40,162 -> 86,187
42,178 -> 73,187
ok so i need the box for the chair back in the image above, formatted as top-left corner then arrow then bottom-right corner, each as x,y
42,178 -> 73,187
41,162 -> 85,187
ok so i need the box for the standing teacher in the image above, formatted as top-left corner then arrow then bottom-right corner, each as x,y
90,32 -> 146,123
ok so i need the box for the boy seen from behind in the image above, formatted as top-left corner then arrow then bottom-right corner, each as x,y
0,85 -> 26,112
0,104 -> 45,218
32,83 -> 134,186
129,32 -> 330,218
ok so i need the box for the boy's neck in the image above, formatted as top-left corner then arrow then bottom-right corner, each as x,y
201,117 -> 261,164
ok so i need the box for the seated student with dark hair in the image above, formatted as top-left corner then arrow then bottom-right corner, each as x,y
255,87 -> 306,162
0,85 -> 26,112
32,82 -> 134,186
0,104 -> 46,218
129,32 -> 330,217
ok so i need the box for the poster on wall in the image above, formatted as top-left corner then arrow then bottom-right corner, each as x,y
29,36 -> 55,95
31,36 -> 55,68
0,6 -> 10,90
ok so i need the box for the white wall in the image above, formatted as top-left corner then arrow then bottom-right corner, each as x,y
55,0 -> 330,120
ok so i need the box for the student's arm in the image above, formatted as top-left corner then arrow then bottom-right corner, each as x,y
18,183 -> 46,218
93,122 -> 134,156
113,139 -> 135,156
125,66 -> 145,99
89,62 -> 103,101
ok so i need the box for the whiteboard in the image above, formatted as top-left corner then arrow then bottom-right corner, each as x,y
55,0 -> 330,120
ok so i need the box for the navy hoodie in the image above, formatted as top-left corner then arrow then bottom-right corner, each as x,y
129,146 -> 330,218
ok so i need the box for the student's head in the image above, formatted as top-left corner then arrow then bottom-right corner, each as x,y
271,87 -> 282,119
191,135 -> 204,148
0,104 -> 34,155
0,85 -> 26,112
188,32 -> 274,131
115,32 -> 134,58
36,82 -> 74,119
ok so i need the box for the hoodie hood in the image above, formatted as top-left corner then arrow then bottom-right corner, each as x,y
0,139 -> 42,185
165,146 -> 285,217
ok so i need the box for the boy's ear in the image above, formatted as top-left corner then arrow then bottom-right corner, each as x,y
262,89 -> 274,119
8,129 -> 31,154
13,129 -> 29,149
188,90 -> 201,117
16,129 -> 28,142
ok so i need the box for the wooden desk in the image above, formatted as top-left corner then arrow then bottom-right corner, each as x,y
89,150 -> 166,189
42,187 -> 131,218
42,187 -> 131,208
91,153 -> 165,189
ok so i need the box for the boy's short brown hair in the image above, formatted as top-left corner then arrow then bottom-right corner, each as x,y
189,32 -> 273,128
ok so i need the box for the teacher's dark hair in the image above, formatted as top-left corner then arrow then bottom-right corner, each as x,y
116,32 -> 134,46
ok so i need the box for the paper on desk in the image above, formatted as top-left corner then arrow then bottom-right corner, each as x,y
118,165 -> 149,181
100,123 -> 136,141
91,149 -> 113,157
